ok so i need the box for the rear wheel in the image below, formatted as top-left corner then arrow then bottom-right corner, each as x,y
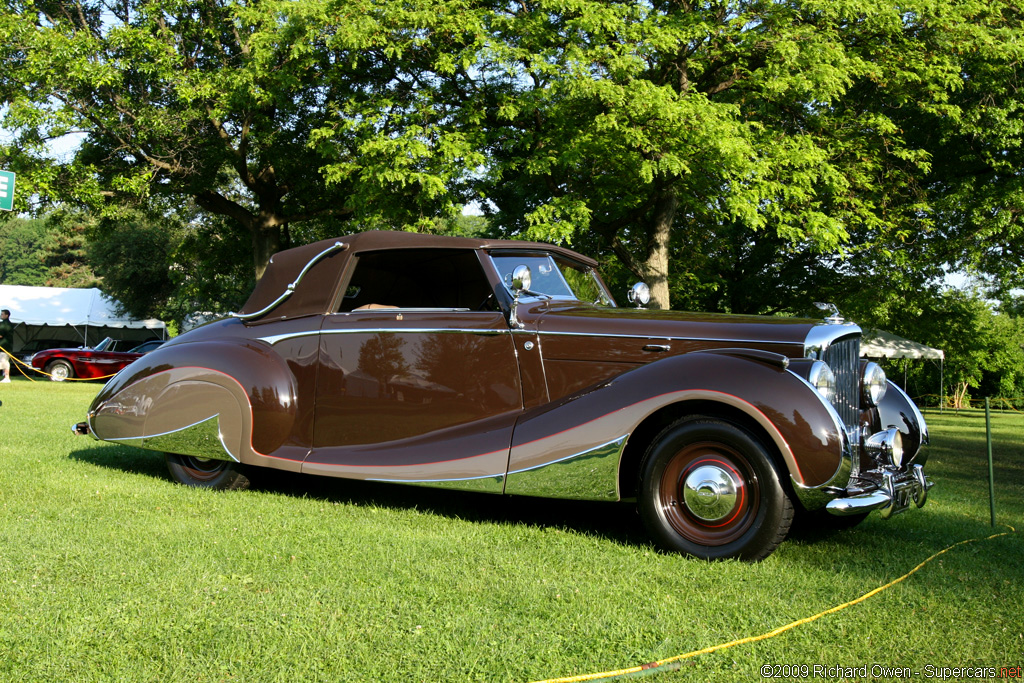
638,417 -> 793,561
47,360 -> 73,382
165,453 -> 251,490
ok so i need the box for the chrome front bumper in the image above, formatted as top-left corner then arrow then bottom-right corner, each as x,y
826,464 -> 933,519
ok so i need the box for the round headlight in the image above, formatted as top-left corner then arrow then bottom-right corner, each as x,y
865,427 -> 904,468
861,362 -> 887,406
807,361 -> 837,403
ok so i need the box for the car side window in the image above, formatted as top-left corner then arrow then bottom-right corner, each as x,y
337,249 -> 498,313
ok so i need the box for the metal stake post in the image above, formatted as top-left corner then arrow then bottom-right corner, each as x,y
986,398 -> 996,527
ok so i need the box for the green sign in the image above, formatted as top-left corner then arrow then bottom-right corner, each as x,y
0,171 -> 14,211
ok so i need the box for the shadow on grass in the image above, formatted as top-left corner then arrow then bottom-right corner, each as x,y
263,468 -> 654,549
68,443 -> 1021,564
69,444 -> 171,481
68,444 -> 652,549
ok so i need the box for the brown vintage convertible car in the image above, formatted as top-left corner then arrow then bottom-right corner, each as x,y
77,231 -> 931,560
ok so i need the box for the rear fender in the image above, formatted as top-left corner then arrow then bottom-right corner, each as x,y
88,340 -> 302,470
504,350 -> 847,501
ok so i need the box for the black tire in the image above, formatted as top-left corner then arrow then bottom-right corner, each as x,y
47,359 -> 73,382
637,417 -> 794,561
165,453 -> 251,490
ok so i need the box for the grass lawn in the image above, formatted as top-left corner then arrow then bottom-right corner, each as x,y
1,378 -> 1021,682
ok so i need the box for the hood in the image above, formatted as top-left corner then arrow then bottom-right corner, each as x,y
528,302 -> 861,363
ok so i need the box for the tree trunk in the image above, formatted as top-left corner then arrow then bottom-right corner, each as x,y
643,193 -> 678,310
952,381 -> 971,411
251,219 -> 284,281
194,191 -> 289,281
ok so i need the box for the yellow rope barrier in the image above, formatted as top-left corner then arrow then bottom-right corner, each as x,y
530,527 -> 1019,683
0,347 -> 116,382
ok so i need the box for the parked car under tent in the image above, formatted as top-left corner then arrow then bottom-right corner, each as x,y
0,284 -> 167,357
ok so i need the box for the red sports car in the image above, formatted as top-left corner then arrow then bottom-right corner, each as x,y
31,337 -> 164,381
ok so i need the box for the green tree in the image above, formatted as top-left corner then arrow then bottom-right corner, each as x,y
464,0 -> 1022,310
0,217 -> 51,285
895,3 -> 1024,296
876,290 -> 1024,409
80,204 -> 256,324
37,210 -> 101,288
0,0 -> 484,280
166,211 -> 256,324
86,210 -> 178,320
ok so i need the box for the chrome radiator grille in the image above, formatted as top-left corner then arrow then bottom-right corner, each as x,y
823,336 -> 860,427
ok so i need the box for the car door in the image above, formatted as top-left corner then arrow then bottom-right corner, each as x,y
78,347 -> 136,378
305,249 -> 523,492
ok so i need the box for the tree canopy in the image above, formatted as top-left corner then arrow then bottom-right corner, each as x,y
1,0 -> 1021,322
0,0 -> 485,278
461,0 -> 1023,309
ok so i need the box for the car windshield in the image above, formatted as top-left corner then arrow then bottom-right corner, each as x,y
490,254 -> 616,307
130,341 -> 161,353
93,337 -> 114,352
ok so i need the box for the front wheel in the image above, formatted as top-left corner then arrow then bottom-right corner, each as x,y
638,417 -> 793,561
47,360 -> 73,382
165,453 -> 251,490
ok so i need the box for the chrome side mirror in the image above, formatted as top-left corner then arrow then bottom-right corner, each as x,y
507,265 -> 531,329
511,265 -> 532,294
627,282 -> 651,308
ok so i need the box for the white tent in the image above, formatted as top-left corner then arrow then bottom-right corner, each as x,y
861,329 -> 944,360
0,284 -> 166,353
861,329 -> 944,407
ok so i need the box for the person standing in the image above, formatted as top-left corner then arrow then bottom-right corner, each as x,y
0,309 -> 14,383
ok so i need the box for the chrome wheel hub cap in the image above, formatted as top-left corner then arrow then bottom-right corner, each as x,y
683,465 -> 739,522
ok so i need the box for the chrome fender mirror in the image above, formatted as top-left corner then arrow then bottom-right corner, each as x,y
507,265 -> 532,329
627,282 -> 651,308
511,265 -> 532,294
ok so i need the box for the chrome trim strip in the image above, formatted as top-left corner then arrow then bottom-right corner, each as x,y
230,241 -> 347,321
348,308 -> 473,312
367,471 -> 501,483
259,327 -> 510,345
264,319 -> 838,348
366,473 -> 505,494
504,435 -> 628,501
514,329 -> 789,344
105,414 -> 238,463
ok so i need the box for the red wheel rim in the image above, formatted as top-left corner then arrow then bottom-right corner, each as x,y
658,440 -> 760,546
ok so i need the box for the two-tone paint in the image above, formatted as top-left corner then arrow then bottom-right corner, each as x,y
80,231 -> 932,559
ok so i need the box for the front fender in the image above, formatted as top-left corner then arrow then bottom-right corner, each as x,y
503,350 -> 847,501
865,379 -> 929,467
88,340 -> 300,468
